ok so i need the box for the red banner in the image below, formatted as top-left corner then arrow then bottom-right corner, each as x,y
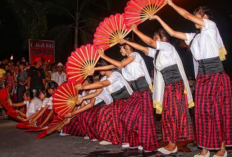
29,39 -> 55,64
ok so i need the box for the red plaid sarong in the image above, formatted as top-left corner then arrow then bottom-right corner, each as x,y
195,72 -> 232,149
63,113 -> 86,136
92,99 -> 126,145
162,80 -> 194,143
81,106 -> 102,139
36,109 -> 54,127
120,90 -> 158,151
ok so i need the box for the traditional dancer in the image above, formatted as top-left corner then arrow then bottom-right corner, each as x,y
93,40 -> 158,152
152,1 -> 232,156
62,78 -> 93,137
77,65 -> 133,146
65,75 -> 113,140
35,81 -> 58,128
9,89 -> 42,122
128,26 -> 194,154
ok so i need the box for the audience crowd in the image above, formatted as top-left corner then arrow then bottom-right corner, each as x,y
0,57 -> 67,118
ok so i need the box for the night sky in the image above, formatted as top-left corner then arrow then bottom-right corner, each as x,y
0,0 -> 232,78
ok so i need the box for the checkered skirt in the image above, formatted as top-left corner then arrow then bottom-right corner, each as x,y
195,72 -> 232,149
120,90 -> 158,151
162,80 -> 194,143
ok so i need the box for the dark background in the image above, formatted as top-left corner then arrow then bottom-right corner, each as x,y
0,0 -> 232,78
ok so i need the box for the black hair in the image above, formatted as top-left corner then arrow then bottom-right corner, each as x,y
6,70 -> 11,74
47,81 -> 58,90
86,76 -> 94,83
153,28 -> 170,42
119,37 -> 135,52
24,89 -> 34,99
97,60 -> 110,66
39,89 -> 48,97
19,61 -> 26,67
194,6 -> 213,20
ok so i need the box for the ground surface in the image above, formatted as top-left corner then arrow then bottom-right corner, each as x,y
0,119 -> 232,157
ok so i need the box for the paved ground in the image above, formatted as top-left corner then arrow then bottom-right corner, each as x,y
0,119 -> 232,157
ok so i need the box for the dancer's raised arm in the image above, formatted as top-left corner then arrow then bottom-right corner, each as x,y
118,39 -> 149,55
78,88 -> 103,104
94,65 -> 116,71
77,80 -> 110,90
166,0 -> 205,27
132,25 -> 157,48
98,49 -> 134,68
150,15 -> 187,40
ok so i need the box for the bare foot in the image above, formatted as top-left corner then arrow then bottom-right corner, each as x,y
164,142 -> 176,151
199,149 -> 208,155
215,149 -> 226,156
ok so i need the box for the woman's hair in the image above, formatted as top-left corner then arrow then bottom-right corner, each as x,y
19,62 -> 26,67
97,60 -> 110,67
24,89 -> 34,99
194,6 -> 213,20
47,81 -> 58,90
86,76 -> 93,83
39,89 -> 48,97
153,28 -> 170,42
120,37 -> 135,52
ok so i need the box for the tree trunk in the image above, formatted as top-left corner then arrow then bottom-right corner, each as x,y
74,0 -> 80,49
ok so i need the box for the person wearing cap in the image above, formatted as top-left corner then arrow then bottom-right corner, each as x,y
27,58 -> 45,97
51,62 -> 67,86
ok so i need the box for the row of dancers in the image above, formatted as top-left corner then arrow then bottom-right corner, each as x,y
8,1 -> 232,157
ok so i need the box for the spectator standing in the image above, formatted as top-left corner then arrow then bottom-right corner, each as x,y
51,62 -> 67,86
43,63 -> 51,83
25,62 -> 31,71
6,71 -> 14,93
27,58 -> 45,97
17,62 -> 28,102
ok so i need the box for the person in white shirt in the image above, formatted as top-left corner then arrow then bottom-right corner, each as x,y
11,90 -> 42,122
93,39 -> 158,152
154,1 -> 232,157
129,24 -> 194,154
51,62 -> 67,86
76,64 -> 133,146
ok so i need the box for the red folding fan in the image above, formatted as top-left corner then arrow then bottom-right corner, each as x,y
0,88 -> 10,110
16,122 -> 36,129
124,0 -> 167,27
0,88 -> 8,101
53,82 -> 79,118
93,13 -> 131,50
36,116 -> 65,139
66,44 -> 99,84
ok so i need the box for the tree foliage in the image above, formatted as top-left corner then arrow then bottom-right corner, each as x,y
5,0 -> 47,47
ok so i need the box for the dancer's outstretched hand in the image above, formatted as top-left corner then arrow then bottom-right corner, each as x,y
149,15 -> 159,21
76,84 -> 83,90
97,48 -> 105,58
132,24 -> 138,32
64,118 -> 71,125
76,97 -> 83,105
166,0 -> 174,6
88,68 -> 95,76
118,38 -> 127,45
65,113 -> 72,118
